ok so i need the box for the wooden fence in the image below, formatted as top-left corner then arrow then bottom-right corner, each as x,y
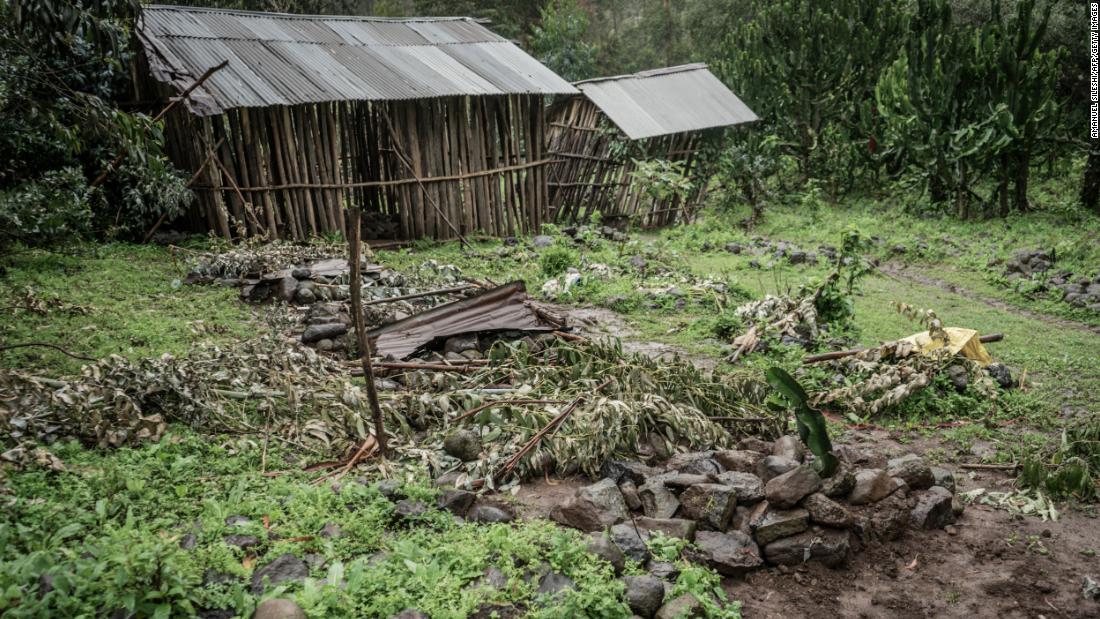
160,95 -> 548,241
545,97 -> 713,228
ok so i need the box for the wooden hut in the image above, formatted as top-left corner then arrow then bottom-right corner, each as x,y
545,64 -> 758,227
133,5 -> 577,241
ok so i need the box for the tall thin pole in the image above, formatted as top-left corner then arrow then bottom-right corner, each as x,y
348,206 -> 388,457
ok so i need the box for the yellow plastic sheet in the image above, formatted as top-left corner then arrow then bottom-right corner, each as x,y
899,327 -> 993,366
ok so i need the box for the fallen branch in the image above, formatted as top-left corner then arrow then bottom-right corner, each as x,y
0,342 -> 95,361
492,378 -> 613,482
959,462 -> 1018,471
707,416 -> 776,423
348,206 -> 388,457
451,399 -> 568,425
802,333 -> 1005,364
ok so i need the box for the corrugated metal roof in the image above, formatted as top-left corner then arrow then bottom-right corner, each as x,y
574,64 -> 758,140
139,4 -> 577,116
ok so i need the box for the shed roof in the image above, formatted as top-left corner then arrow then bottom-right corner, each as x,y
139,5 -> 577,116
573,64 -> 758,140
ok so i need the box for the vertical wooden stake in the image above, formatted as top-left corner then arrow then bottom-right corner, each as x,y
348,206 -> 388,457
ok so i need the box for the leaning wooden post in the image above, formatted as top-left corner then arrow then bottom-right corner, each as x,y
348,206 -> 388,457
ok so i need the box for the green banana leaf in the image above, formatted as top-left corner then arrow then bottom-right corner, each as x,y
766,367 -> 839,477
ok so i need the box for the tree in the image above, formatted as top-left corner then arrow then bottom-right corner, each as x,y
717,0 -> 908,183
530,0 -> 597,82
875,0 -> 1012,216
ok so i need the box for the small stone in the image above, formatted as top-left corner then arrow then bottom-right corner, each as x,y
468,503 -> 514,523
623,575 -> 665,618
930,467 -> 956,493
586,534 -> 626,574
802,493 -> 853,528
472,566 -> 508,590
655,593 -> 705,619
223,534 -> 260,549
663,473 -> 714,490
375,479 -> 404,500
179,533 -> 197,550
848,469 -> 897,505
679,484 -> 737,530
319,522 -> 342,538
821,466 -> 856,499
629,255 -> 648,270
715,471 -> 764,504
443,334 -> 479,355
647,560 -> 680,581
532,235 -> 554,248
688,531 -> 763,576
253,598 -> 307,619
750,504 -> 809,545
764,465 -> 822,509
763,529 -> 851,568
756,455 -> 798,483
393,499 -> 428,522
437,489 -> 476,517
946,365 -> 969,391
713,450 -> 762,474
724,243 -> 743,254
859,492 -> 910,541
294,286 -> 316,304
291,268 -> 312,280
390,610 -> 428,619
987,363 -> 1014,389
772,436 -> 805,462
910,486 -> 956,530
226,515 -> 251,526
887,455 -> 934,491
302,322 -> 347,344
666,451 -> 717,472
635,517 -> 697,542
251,554 -> 308,594
738,437 -> 772,453
536,572 -> 575,599
620,480 -> 643,511
442,429 -> 481,461
610,523 -> 650,563
600,460 -> 660,485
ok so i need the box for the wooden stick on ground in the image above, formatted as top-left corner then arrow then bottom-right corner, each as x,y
0,342 -> 95,361
348,206 -> 388,457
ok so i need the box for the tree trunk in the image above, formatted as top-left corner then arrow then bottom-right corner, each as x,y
1013,151 -> 1030,213
1082,139 -> 1100,214
956,164 -> 968,219
998,154 -> 1010,218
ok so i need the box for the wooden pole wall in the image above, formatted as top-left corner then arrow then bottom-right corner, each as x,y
167,95 -> 548,241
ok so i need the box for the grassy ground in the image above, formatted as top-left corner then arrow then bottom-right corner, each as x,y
2,175 -> 1098,617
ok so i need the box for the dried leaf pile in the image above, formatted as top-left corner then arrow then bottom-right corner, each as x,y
182,240 -> 345,280
728,294 -> 820,361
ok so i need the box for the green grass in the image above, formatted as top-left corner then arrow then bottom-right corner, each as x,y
0,244 -> 255,376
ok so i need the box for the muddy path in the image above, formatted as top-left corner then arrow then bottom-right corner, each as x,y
878,262 -> 1100,336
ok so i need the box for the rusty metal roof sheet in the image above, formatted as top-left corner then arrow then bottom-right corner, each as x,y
573,64 -> 758,140
139,5 -> 577,116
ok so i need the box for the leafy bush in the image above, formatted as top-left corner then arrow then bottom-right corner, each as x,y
0,168 -> 92,250
540,245 -> 579,277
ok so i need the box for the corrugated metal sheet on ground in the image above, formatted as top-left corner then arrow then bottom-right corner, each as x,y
574,64 -> 759,140
139,4 -> 576,115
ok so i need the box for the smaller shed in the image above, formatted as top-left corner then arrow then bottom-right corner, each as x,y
545,64 -> 758,227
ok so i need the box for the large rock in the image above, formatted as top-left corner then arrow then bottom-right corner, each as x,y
251,554 -> 308,593
887,454 -> 934,490
468,503 -> 514,524
655,593 -> 705,619
910,486 -> 956,530
679,484 -> 737,530
623,575 -> 665,618
635,517 -> 697,542
600,460 -> 660,485
764,465 -> 822,508
772,436 -> 805,462
821,466 -> 856,499
756,455 -> 799,483
713,450 -> 762,474
253,599 -> 307,619
716,471 -> 764,504
536,572 -> 575,599
532,235 -> 554,248
688,531 -> 763,576
302,322 -> 347,344
442,429 -> 481,461
762,529 -> 851,568
750,504 -> 809,545
586,534 -> 626,574
578,479 -> 630,521
802,493 -> 853,528
666,451 -> 721,476
857,492 -> 910,542
848,469 -> 898,505
663,473 -> 715,490
437,489 -> 476,517
639,480 -> 680,519
552,498 -> 623,532
393,499 -> 428,522
610,523 -> 650,563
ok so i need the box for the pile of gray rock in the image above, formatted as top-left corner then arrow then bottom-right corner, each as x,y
707,238 -> 837,269
1002,249 -> 1100,312
547,436 -> 961,616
